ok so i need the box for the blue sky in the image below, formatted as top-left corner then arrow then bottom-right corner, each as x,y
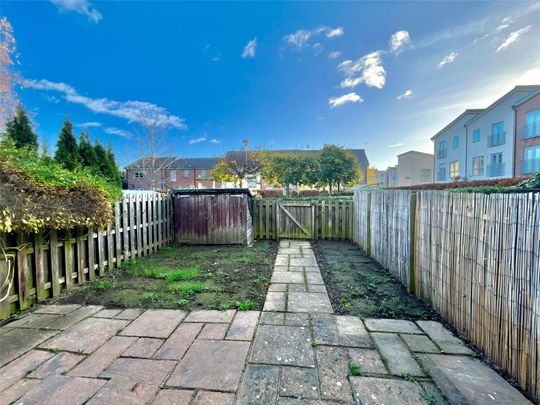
3,1 -> 540,169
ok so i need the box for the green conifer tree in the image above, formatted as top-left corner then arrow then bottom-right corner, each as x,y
54,117 -> 79,170
78,130 -> 99,171
5,105 -> 38,151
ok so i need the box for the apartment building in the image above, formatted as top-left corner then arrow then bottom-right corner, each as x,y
514,90 -> 540,177
432,85 -> 540,182
396,151 -> 434,186
126,157 -> 219,190
431,110 -> 483,182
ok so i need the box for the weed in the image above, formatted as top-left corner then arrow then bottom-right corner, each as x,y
143,291 -> 164,303
219,303 -> 231,311
311,340 -> 317,348
420,392 -> 438,405
379,354 -> 389,370
50,348 -> 61,354
75,349 -> 85,356
236,300 -> 255,311
177,299 -> 189,308
348,361 -> 362,376
400,373 -> 418,384
25,366 -> 38,376
169,282 -> 206,295
162,267 -> 199,282
238,255 -> 253,264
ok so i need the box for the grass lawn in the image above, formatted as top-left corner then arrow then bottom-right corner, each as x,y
57,241 -> 277,311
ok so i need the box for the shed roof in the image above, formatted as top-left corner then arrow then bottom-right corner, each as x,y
172,188 -> 253,197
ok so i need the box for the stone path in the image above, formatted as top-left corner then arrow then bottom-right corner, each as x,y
0,240 -> 532,404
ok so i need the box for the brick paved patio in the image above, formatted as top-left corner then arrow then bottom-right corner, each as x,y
0,240 -> 532,404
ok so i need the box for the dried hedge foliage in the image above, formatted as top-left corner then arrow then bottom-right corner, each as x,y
0,141 -> 122,233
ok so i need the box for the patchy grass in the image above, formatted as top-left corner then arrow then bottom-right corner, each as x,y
56,241 -> 277,311
314,241 -> 439,320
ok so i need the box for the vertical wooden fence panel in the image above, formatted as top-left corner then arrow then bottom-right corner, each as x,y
0,191 -> 173,320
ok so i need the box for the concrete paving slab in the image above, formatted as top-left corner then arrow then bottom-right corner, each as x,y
183,309 -> 236,323
122,338 -> 163,358
401,334 -> 440,354
34,304 -> 81,315
312,314 -> 372,348
371,333 -> 424,376
365,318 -> 423,334
43,305 -> 103,330
349,376 -> 426,404
0,378 -> 41,404
316,345 -> 352,402
287,292 -> 333,313
226,311 -> 259,341
271,272 -> 304,284
154,322 -> 203,360
192,390 -> 235,404
416,321 -> 473,355
0,350 -> 54,392
198,323 -> 229,340
236,365 -> 280,404
0,328 -> 57,367
114,308 -> 144,320
100,357 -> 176,382
263,292 -> 286,312
29,352 -> 85,379
279,366 -> 319,399
348,348 -> 388,374
250,325 -> 315,367
120,309 -> 186,338
152,389 -> 194,404
259,311 -> 284,325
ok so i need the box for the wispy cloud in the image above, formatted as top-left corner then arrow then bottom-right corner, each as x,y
389,30 -> 411,55
283,26 -> 344,51
388,142 -> 404,148
76,121 -> 102,127
26,78 -> 186,129
49,0 -> 102,23
328,92 -> 363,108
242,38 -> 257,58
397,90 -> 414,100
338,51 -> 386,89
496,25 -> 531,52
104,127 -> 132,139
209,139 -> 221,144
438,52 -> 458,68
326,27 -> 344,38
328,51 -> 341,59
189,137 -> 207,144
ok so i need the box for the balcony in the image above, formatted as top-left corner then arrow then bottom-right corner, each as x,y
437,150 -> 447,159
521,158 -> 540,174
487,163 -> 505,177
488,132 -> 506,147
436,170 -> 446,182
522,125 -> 540,139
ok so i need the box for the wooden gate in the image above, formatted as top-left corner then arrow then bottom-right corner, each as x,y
276,202 -> 315,239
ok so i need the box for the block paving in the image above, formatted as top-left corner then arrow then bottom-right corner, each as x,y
0,240 -> 532,404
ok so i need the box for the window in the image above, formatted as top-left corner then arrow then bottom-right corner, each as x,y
489,121 -> 505,146
523,146 -> 540,173
473,128 -> 480,143
200,169 -> 207,177
472,156 -> 484,176
437,163 -> 446,181
452,136 -> 459,148
183,169 -> 190,178
525,109 -> 540,138
489,153 -> 504,177
450,161 -> 460,179
420,169 -> 432,182
134,172 -> 143,179
170,170 -> 177,181
437,141 -> 447,159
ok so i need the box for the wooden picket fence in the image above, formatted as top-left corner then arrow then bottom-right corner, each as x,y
252,199 -> 353,240
0,191 -> 173,319
352,188 -> 540,400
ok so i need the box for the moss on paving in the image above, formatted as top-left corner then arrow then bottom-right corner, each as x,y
57,241 -> 277,311
314,240 -> 439,320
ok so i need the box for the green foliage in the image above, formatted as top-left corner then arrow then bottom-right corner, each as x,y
261,154 -> 321,192
55,117 -> 79,170
5,105 -> 38,151
319,145 -> 360,192
162,267 -> 199,281
420,391 -> 439,405
78,130 -> 99,170
348,361 -> 362,376
168,282 -> 206,295
94,140 -> 121,187
514,171 -> 540,190
236,300 -> 255,310
0,140 -> 121,233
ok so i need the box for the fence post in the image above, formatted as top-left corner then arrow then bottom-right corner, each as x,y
408,192 -> 417,294
366,192 -> 372,256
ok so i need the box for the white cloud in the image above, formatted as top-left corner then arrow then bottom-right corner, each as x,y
189,137 -> 206,144
104,127 -> 132,139
388,142 -> 404,148
328,51 -> 341,59
438,52 -> 458,68
496,25 -> 531,52
209,139 -> 221,144
326,27 -> 344,38
397,90 -> 414,100
212,55 -> 220,62
284,29 -> 312,49
389,30 -> 411,55
49,0 -> 102,23
328,92 -> 363,108
76,121 -> 102,127
338,51 -> 386,89
312,43 -> 324,55
26,78 -> 186,129
242,38 -> 257,58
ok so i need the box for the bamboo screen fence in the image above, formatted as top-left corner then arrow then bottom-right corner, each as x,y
0,191 -> 173,319
353,188 -> 540,400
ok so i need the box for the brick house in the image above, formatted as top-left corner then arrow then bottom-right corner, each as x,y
125,157 -> 220,190
513,89 -> 540,177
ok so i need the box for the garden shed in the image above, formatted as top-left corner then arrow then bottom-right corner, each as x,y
173,188 -> 253,245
